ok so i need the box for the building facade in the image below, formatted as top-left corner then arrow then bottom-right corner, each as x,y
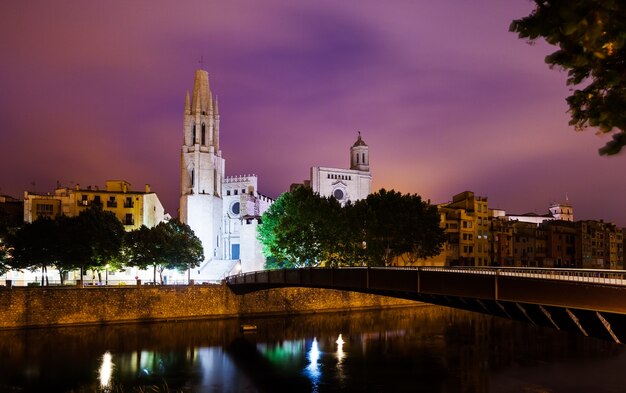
179,69 -> 273,279
23,180 -> 164,230
307,133 -> 372,205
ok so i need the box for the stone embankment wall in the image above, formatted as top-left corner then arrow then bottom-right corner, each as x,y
0,285 -> 417,329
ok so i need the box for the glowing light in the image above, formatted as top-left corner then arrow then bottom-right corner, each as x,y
336,334 -> 345,363
99,351 -> 114,389
305,337 -> 321,387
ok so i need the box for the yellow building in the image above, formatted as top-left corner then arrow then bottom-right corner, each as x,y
436,191 -> 490,266
24,180 -> 165,230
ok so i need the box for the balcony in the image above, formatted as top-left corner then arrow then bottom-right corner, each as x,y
107,201 -> 118,208
123,201 -> 134,208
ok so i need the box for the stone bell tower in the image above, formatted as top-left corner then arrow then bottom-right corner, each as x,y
180,69 -> 224,261
350,132 -> 369,171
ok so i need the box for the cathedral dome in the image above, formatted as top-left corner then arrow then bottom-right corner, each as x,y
352,134 -> 367,147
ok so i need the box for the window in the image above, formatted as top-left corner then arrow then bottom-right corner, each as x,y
191,168 -> 195,187
231,202 -> 240,215
356,154 -> 359,164
226,190 -> 231,196
362,153 -> 365,163
201,125 -> 206,145
234,190 -> 238,195
107,196 -> 117,208
124,214 -> 134,226
333,188 -> 344,200
36,204 -> 53,214
192,124 -> 196,144
124,197 -> 133,208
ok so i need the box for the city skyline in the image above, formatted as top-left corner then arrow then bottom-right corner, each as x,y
1,1 -> 625,226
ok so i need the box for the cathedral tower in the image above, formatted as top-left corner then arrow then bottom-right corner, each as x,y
350,132 -> 369,171
180,69 -> 224,261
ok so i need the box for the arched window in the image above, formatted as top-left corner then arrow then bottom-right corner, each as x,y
201,123 -> 206,145
192,125 -> 196,144
356,154 -> 359,164
191,168 -> 195,187
362,153 -> 366,163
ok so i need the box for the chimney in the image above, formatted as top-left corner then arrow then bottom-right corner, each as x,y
145,184 -> 151,193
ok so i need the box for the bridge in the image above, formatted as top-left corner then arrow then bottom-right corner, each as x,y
227,266 -> 626,344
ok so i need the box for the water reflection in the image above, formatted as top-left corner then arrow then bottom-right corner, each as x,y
98,351 -> 113,390
306,337 -> 321,390
0,306 -> 624,392
335,334 -> 346,385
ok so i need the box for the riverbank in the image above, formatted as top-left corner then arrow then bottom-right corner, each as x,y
0,284 -> 418,329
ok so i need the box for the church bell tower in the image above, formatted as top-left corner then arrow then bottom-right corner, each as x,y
350,132 -> 369,171
180,69 -> 224,261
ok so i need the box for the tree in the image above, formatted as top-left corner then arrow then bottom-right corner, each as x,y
258,187 -> 344,268
354,189 -> 445,267
7,217 -> 58,285
124,220 -> 204,284
160,220 -> 204,282
258,187 -> 445,268
510,1 -> 626,155
66,207 -> 125,281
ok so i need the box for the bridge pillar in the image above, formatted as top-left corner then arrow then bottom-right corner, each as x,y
494,269 -> 500,301
417,267 -> 421,293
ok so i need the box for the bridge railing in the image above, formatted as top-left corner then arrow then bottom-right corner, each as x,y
227,266 -> 626,287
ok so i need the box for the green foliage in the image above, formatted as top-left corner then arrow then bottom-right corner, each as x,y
6,207 -> 125,284
355,189 -> 445,266
123,220 -> 203,283
258,187 -> 344,267
7,217 -> 58,284
510,0 -> 626,155
70,206 -> 125,274
258,187 -> 445,268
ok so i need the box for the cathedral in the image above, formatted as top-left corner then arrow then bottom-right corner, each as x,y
180,69 -> 372,280
180,69 -> 271,280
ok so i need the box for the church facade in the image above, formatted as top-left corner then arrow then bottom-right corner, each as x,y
306,133 -> 372,204
180,69 -> 272,280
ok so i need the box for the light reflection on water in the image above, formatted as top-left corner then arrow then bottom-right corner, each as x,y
0,307 -> 625,392
98,351 -> 113,390
306,337 -> 321,391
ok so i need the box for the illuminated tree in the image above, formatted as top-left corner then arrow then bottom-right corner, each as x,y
124,220 -> 203,284
7,217 -> 58,285
259,187 -> 445,268
258,187 -> 346,268
510,0 -> 626,155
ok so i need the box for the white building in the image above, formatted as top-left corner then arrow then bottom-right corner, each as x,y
179,69 -> 273,280
308,133 -> 372,204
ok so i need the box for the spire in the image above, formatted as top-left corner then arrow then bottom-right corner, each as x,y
209,92 -> 213,113
191,69 -> 211,114
214,95 -> 219,115
184,91 -> 190,114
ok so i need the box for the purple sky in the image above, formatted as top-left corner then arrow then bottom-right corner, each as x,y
1,1 -> 625,226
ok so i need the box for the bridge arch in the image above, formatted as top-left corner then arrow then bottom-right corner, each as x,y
227,267 -> 626,343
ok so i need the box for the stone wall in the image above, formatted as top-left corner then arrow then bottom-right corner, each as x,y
0,285 -> 417,329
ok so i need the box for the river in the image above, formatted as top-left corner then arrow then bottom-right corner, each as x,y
0,305 -> 623,392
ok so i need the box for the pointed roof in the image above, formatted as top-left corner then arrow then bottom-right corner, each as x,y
184,91 -> 190,113
191,69 -> 211,113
